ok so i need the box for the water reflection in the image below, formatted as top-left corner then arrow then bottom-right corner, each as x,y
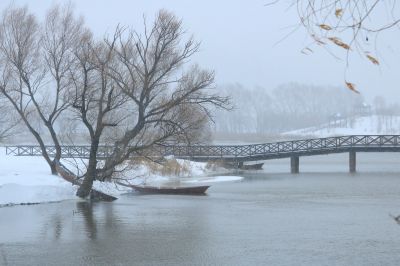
35,200 -> 119,242
52,214 -> 62,240
76,201 -> 97,240
2,154 -> 400,265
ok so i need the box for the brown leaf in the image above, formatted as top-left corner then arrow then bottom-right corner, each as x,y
310,34 -> 326,45
301,47 -> 314,55
319,24 -> 332,31
345,81 -> 360,94
366,54 -> 379,65
335,9 -> 343,18
328,37 -> 350,50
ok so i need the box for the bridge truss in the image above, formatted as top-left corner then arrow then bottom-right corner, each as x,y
5,135 -> 400,162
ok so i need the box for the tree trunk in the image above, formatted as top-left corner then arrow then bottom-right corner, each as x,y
47,122 -> 62,163
50,161 -> 58,175
76,138 -> 99,198
76,174 -> 94,198
8,102 -> 59,176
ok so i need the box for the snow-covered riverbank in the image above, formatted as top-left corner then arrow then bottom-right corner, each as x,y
283,115 -> 400,137
0,148 -> 243,206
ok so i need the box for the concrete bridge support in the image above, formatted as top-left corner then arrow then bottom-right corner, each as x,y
291,156 -> 299,174
349,151 -> 356,173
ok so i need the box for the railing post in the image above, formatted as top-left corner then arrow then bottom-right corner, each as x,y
349,151 -> 356,173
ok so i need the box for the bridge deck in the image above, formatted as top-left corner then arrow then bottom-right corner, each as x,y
5,135 -> 400,162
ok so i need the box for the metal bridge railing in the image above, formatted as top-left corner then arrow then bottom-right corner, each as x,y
5,135 -> 400,160
161,135 -> 400,158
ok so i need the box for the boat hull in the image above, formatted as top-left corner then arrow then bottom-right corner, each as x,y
117,182 -> 210,195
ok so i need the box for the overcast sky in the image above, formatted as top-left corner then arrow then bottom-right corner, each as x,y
1,0 -> 399,103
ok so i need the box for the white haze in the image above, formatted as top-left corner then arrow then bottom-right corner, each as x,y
0,0 -> 398,103
0,0 -> 399,143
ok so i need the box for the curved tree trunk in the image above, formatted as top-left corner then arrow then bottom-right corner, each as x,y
50,161 -> 58,175
76,138 -> 99,198
76,174 -> 94,198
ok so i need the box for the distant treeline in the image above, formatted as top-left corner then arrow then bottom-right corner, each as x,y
213,83 -> 400,134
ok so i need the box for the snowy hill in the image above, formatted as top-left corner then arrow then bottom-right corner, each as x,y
283,115 -> 400,137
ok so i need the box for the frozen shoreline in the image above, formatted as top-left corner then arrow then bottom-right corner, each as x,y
0,148 -> 243,206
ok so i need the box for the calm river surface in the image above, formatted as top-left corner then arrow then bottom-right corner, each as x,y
2,153 -> 400,265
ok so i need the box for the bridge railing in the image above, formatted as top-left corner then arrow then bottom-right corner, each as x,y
5,145 -> 115,158
5,135 -> 400,159
161,135 -> 400,158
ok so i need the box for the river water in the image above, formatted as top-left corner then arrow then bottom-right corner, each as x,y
1,153 -> 400,265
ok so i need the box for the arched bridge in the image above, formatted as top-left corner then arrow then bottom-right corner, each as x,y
5,135 -> 400,173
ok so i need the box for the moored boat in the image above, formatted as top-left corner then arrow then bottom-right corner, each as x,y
221,162 -> 264,170
117,182 -> 210,195
240,163 -> 264,170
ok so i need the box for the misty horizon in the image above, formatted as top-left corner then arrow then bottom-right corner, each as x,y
0,0 -> 398,104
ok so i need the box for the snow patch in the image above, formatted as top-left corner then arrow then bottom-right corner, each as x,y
283,115 -> 400,137
182,175 -> 243,184
0,183 -> 76,206
0,147 -> 243,205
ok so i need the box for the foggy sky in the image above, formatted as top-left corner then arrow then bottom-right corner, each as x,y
1,0 -> 399,103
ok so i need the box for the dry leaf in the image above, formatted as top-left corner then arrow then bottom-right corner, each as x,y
301,47 -> 313,54
310,34 -> 326,45
345,81 -> 360,94
335,9 -> 343,18
319,24 -> 332,30
328,37 -> 350,50
366,54 -> 379,65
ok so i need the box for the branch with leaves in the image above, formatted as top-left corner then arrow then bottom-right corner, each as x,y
270,0 -> 399,93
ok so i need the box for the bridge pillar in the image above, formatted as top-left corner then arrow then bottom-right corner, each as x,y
290,156 -> 299,174
349,151 -> 356,173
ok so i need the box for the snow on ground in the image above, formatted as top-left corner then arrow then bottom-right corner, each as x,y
0,150 -> 76,206
93,157 -> 243,195
0,148 -> 243,206
283,115 -> 400,137
183,176 -> 243,184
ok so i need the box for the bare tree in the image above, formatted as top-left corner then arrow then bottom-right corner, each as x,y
0,6 -> 229,198
74,10 -> 230,198
0,98 -> 20,142
0,4 -> 83,174
70,31 -> 129,198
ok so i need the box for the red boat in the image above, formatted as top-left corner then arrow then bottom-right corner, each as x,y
117,182 -> 210,195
